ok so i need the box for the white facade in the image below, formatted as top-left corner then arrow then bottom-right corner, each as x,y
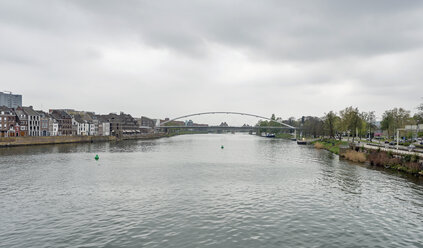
72,118 -> 81,135
75,120 -> 90,136
89,122 -> 96,136
28,115 -> 40,136
49,118 -> 59,136
81,123 -> 90,135
99,122 -> 110,136
23,107 -> 41,137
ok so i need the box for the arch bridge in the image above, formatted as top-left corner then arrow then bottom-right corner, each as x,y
156,111 -> 297,135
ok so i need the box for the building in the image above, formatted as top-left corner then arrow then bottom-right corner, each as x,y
66,110 -> 98,136
219,122 -> 229,127
185,120 -> 194,126
49,110 -> 73,135
48,116 -> 59,136
160,118 -> 185,126
37,110 -> 50,136
72,114 -> 92,136
14,107 -> 28,136
137,116 -> 157,133
98,112 -> 139,137
139,116 -> 156,128
22,106 -> 41,136
98,122 -> 111,136
0,91 -> 22,108
96,115 -> 111,136
0,106 -> 16,137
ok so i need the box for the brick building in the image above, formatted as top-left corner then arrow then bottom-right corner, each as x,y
49,110 -> 73,136
0,106 -> 16,137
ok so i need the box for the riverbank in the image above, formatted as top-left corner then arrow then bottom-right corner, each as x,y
0,133 -> 167,147
313,139 -> 423,176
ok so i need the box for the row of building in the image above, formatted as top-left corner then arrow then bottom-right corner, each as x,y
0,91 -> 211,138
0,105 -> 165,137
0,105 -> 209,138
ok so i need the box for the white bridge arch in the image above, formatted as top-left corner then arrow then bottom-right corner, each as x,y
157,111 -> 297,129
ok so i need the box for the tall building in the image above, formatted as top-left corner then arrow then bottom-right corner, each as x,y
0,91 -> 22,108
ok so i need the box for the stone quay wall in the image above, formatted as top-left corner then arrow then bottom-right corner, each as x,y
0,133 -> 168,148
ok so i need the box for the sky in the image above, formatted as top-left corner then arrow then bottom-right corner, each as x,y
1,0 -> 422,125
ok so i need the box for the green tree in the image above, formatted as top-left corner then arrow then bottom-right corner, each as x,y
415,100 -> 423,123
381,108 -> 411,138
339,106 -> 362,142
323,111 -> 338,139
381,111 -> 395,138
361,111 -> 376,140
302,116 -> 324,138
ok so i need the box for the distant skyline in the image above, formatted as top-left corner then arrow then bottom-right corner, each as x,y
1,1 -> 422,125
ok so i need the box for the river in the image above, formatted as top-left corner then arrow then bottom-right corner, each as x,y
0,134 -> 422,247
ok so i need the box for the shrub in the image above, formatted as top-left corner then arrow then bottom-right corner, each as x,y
411,154 -> 419,163
404,162 -> 421,173
368,151 -> 400,168
343,150 -> 367,163
314,142 -> 324,149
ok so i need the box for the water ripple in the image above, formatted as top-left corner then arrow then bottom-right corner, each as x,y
0,134 -> 422,247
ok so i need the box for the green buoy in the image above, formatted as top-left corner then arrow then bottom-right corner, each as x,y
221,145 -> 224,149
95,154 -> 99,160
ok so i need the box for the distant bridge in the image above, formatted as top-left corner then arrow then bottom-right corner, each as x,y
157,111 -> 297,129
160,125 -> 292,132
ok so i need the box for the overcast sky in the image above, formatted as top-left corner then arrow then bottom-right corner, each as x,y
1,0 -> 422,124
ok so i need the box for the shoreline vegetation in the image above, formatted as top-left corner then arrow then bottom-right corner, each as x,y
312,139 -> 423,176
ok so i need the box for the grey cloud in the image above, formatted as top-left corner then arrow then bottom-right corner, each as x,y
0,0 -> 422,122
66,0 -> 423,61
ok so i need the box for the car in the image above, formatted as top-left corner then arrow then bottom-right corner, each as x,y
409,144 -> 416,151
389,141 -> 396,146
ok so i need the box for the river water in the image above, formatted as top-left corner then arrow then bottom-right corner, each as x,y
0,134 -> 422,248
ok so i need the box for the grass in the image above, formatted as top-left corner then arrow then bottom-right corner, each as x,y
312,139 -> 348,155
314,142 -> 325,149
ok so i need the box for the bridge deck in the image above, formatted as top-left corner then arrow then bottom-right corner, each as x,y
156,126 -> 294,130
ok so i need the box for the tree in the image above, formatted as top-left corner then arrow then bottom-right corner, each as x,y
302,116 -> 324,138
323,111 -> 338,139
415,100 -> 423,123
339,106 -> 362,142
286,117 -> 298,127
256,114 -> 284,134
361,111 -> 376,140
381,108 -> 411,138
381,111 -> 395,138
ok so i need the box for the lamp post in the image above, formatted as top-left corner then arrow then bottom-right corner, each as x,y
396,128 -> 405,150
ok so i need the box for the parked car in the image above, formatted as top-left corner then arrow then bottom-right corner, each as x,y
389,141 -> 396,146
409,144 -> 416,151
